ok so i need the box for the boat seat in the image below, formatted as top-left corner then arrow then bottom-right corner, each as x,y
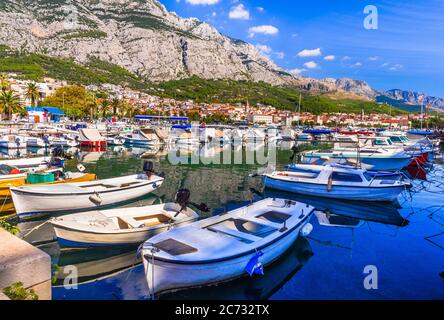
153,238 -> 198,256
119,182 -> 140,188
256,211 -> 291,224
207,224 -> 262,243
117,216 -> 144,229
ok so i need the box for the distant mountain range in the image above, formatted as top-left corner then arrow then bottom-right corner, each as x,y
0,0 -> 442,112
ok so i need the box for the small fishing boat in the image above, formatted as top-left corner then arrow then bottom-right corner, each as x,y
78,128 -> 106,147
124,128 -> 167,146
407,130 -> 434,136
25,136 -> 48,148
263,164 -> 410,202
50,202 -> 199,248
296,133 -> 312,141
0,171 -> 96,198
10,170 -> 164,219
301,148 -> 412,171
141,198 -> 314,298
49,136 -> 79,147
0,135 -> 26,149
106,136 -> 126,146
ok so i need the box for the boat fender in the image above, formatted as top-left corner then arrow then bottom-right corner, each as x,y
89,192 -> 102,205
327,174 -> 333,192
300,223 -> 313,237
245,251 -> 264,277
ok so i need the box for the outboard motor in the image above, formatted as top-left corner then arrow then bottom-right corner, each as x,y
15,137 -> 21,148
143,160 -> 154,179
174,188 -> 210,216
50,146 -> 65,168
175,189 -> 191,213
43,135 -> 50,146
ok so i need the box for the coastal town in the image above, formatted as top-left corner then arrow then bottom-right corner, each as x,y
3,75 -> 438,130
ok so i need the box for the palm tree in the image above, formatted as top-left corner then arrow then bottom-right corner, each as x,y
111,98 -> 120,117
119,99 -> 131,119
25,82 -> 41,107
0,90 -> 22,120
100,99 -> 110,119
85,92 -> 98,120
0,73 -> 11,92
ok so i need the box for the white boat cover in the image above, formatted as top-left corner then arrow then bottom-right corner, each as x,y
79,129 -> 105,142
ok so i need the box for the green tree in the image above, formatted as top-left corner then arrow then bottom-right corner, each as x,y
42,85 -> 88,118
0,90 -> 22,120
111,98 -> 120,116
25,82 -> 41,107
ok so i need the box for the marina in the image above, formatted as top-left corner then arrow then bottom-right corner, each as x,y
0,0 -> 443,305
0,128 -> 442,300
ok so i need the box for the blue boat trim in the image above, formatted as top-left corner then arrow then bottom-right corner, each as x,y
57,238 -> 135,248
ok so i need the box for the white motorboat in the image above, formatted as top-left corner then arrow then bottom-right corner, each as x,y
25,136 -> 48,148
142,198 -> 314,298
301,148 -> 412,171
11,173 -> 164,219
0,156 -> 52,170
124,128 -> 168,146
50,203 -> 199,248
0,135 -> 26,149
263,164 -> 410,202
106,136 -> 126,146
49,136 -> 79,147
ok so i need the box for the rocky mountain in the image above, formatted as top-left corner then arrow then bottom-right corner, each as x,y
384,89 -> 444,110
0,0 -> 392,102
0,0 -> 295,85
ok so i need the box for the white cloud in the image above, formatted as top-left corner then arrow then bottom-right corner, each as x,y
389,64 -> 404,71
352,62 -> 362,67
289,68 -> 306,75
368,56 -> 379,61
248,25 -> 279,37
324,55 -> 335,61
229,4 -> 250,20
256,7 -> 264,12
303,61 -> 318,69
255,44 -> 272,55
185,0 -> 220,5
342,56 -> 351,61
211,12 -> 217,17
297,48 -> 321,58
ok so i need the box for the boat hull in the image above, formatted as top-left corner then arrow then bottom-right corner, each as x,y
302,154 -> 412,171
11,178 -> 163,219
143,216 -> 311,297
0,173 -> 96,198
53,218 -> 197,248
263,176 -> 405,202
80,141 -> 106,147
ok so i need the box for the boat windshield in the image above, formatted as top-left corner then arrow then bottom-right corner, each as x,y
362,172 -> 373,182
332,172 -> 363,183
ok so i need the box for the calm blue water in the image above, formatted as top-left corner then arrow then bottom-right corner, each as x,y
15,142 -> 443,300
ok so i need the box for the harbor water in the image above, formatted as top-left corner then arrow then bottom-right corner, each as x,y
4,141 -> 444,300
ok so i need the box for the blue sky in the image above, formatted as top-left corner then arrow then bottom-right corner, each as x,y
160,0 -> 444,97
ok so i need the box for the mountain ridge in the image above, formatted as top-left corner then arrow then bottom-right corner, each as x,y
0,0 -> 442,111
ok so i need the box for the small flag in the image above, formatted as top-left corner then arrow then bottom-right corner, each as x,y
245,251 -> 265,276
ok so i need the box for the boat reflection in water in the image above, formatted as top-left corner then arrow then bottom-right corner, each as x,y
52,237 -> 312,300
53,246 -> 141,286
262,190 -> 409,227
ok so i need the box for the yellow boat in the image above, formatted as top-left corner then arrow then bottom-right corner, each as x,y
0,172 -> 97,198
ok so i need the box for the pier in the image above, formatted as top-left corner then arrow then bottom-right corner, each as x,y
0,229 -> 51,300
